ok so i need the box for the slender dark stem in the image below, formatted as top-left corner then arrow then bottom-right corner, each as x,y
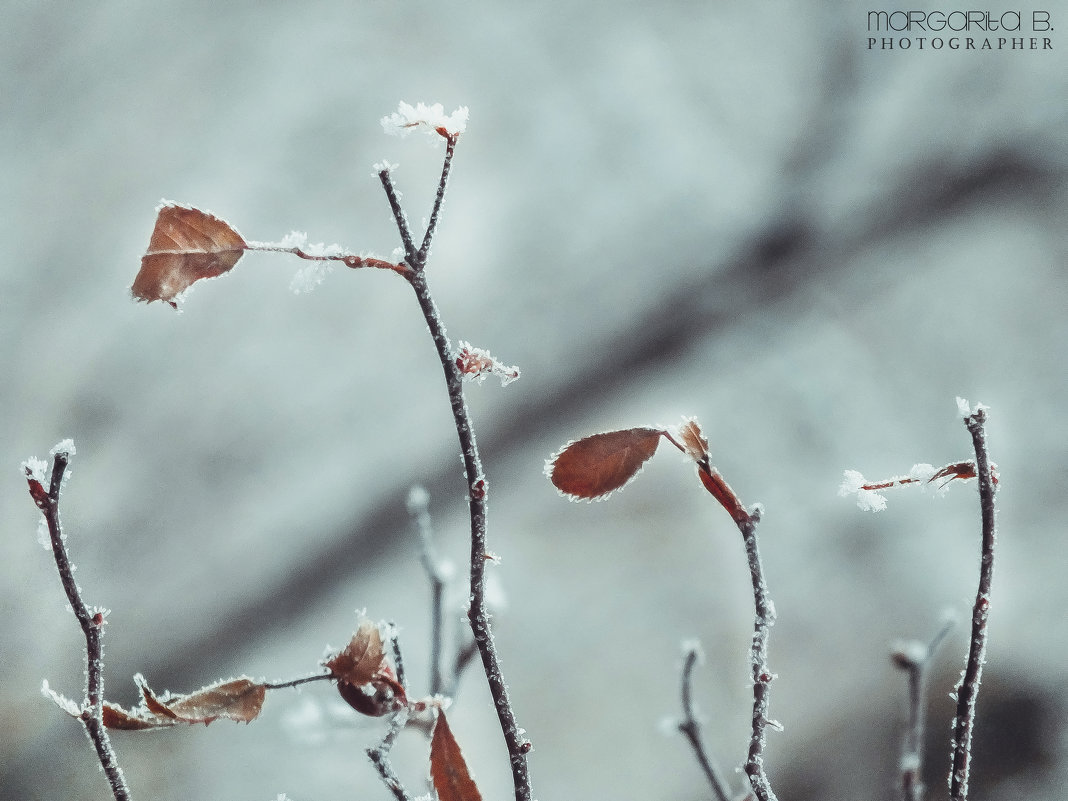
949,408 -> 997,801
367,709 -> 414,801
408,487 -> 446,695
894,620 -> 953,801
387,621 -> 407,691
677,642 -> 733,801
403,267 -> 532,801
738,508 -> 779,801
378,168 -> 416,261
26,448 -> 132,801
416,135 -> 458,264
261,672 -> 333,690
379,146 -> 532,801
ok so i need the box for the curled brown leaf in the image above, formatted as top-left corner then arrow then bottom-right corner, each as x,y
675,417 -> 711,467
546,427 -> 665,500
131,203 -> 247,307
102,674 -> 266,729
324,619 -> 386,686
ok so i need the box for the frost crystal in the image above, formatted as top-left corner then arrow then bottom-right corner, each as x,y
956,396 -> 972,417
837,470 -> 866,496
856,488 -> 888,512
908,463 -> 936,482
41,680 -> 81,717
372,160 -> 398,174
838,469 -> 888,511
50,439 -> 76,457
279,231 -> 308,249
21,456 -> 48,482
290,261 -> 333,294
381,101 -> 469,139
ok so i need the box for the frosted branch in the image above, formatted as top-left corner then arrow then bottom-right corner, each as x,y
382,138 -> 533,801
949,407 -> 998,801
24,446 -> 132,801
676,641 -> 732,801
738,508 -> 780,801
893,619 -> 954,801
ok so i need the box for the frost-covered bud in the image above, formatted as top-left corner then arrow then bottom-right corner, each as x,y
381,102 -> 469,140
454,341 -> 520,386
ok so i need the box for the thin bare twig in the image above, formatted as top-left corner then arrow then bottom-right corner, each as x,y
387,621 -> 407,691
738,508 -> 779,801
949,408 -> 998,801
416,134 -> 458,265
25,447 -> 132,801
408,487 -> 447,695
677,642 -> 733,801
367,709 -> 414,801
261,672 -> 332,690
378,167 -> 416,260
366,629 -> 414,801
893,619 -> 954,801
381,142 -> 533,801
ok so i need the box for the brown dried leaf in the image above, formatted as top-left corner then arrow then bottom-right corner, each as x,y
430,710 -> 483,801
153,676 -> 266,724
102,702 -> 165,730
102,674 -> 267,729
325,619 -> 387,686
675,417 -> 711,466
547,427 -> 664,500
335,676 -> 404,717
132,203 -> 247,307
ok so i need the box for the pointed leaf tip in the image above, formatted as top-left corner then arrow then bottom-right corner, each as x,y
325,618 -> 386,686
674,417 -> 711,467
132,204 -> 247,307
547,427 -> 664,501
430,710 -> 483,801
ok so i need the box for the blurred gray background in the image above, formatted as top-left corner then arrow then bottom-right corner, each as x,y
3,2 -> 1066,800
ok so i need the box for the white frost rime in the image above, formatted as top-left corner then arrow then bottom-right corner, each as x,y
381,102 -> 469,139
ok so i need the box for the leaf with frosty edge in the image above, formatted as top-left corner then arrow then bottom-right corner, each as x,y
102,674 -> 266,729
324,618 -> 387,686
430,710 -> 484,801
675,417 -> 711,466
547,427 -> 664,500
132,203 -> 247,307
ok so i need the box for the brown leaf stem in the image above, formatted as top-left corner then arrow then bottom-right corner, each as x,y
246,243 -> 408,275
949,408 -> 998,801
26,448 -> 132,801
